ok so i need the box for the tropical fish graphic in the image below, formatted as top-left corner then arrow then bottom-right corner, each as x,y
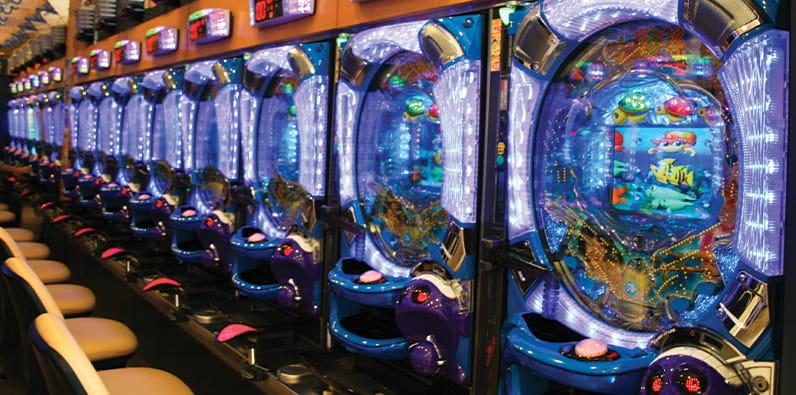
612,185 -> 629,205
645,185 -> 696,212
650,158 -> 694,186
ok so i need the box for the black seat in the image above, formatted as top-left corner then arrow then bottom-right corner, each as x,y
30,312 -> 193,395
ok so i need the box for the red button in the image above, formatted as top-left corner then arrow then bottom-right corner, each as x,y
282,245 -> 293,256
415,291 -> 429,303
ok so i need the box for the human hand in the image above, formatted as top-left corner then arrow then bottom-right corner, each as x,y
12,165 -> 31,179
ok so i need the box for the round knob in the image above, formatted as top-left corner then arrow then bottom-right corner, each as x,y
409,340 -> 441,376
277,284 -> 300,309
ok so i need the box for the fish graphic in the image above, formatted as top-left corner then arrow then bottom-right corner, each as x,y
645,185 -> 696,212
650,158 -> 694,186
612,185 -> 629,205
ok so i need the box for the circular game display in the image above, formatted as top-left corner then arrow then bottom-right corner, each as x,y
259,71 -> 309,230
357,52 -> 448,265
533,21 -> 733,331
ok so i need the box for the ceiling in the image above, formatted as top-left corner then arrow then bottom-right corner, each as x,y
0,0 -> 70,59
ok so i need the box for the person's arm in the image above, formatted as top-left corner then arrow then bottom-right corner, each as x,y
0,162 -> 32,179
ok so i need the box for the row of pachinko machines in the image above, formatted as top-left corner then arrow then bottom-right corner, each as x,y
3,0 -> 789,393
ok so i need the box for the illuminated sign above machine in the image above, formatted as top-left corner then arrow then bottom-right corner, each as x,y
188,9 -> 231,44
89,49 -> 111,71
71,56 -> 89,76
114,40 -> 141,64
39,70 -> 50,86
249,0 -> 314,27
50,66 -> 63,82
145,26 -> 179,55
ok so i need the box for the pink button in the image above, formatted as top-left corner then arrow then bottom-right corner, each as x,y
574,338 -> 608,359
247,232 -> 267,243
138,193 -> 151,200
181,209 -> 197,217
108,182 -> 118,188
359,270 -> 384,284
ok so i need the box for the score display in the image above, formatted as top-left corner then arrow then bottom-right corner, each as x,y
188,9 -> 231,44
145,26 -> 178,55
50,66 -> 63,82
89,49 -> 111,71
249,0 -> 314,27
114,40 -> 141,64
71,57 -> 89,76
39,70 -> 50,86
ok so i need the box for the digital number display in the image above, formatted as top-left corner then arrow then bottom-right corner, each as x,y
50,67 -> 63,82
89,49 -> 111,71
114,40 -> 141,64
71,57 -> 89,75
249,0 -> 314,27
188,9 -> 230,44
145,26 -> 179,55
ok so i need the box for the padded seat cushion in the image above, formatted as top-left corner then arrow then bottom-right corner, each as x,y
28,259 -> 71,284
16,241 -> 50,260
46,284 -> 96,316
5,227 -> 35,242
99,367 -> 193,395
0,202 -> 9,210
0,211 -> 15,223
64,317 -> 138,362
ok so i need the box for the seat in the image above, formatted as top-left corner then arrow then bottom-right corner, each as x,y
5,227 -> 35,242
29,259 -> 72,284
46,284 -> 96,316
17,241 -> 51,259
0,227 -> 71,284
0,210 -> 15,223
31,313 -> 194,395
0,202 -> 9,211
3,257 -> 138,392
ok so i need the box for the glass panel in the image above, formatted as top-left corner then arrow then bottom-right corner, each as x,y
193,100 -> 218,169
162,90 -> 184,168
532,21 -> 730,331
357,52 -> 448,265
258,71 -> 308,229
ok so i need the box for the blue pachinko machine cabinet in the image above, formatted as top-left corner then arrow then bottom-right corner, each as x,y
60,86 -> 87,199
169,58 -> 242,268
38,90 -> 66,188
78,79 -> 127,210
75,81 -> 106,208
500,0 -> 788,393
330,17 -> 483,384
228,43 -> 330,315
25,94 -> 46,184
128,68 -> 186,240
99,75 -> 148,222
